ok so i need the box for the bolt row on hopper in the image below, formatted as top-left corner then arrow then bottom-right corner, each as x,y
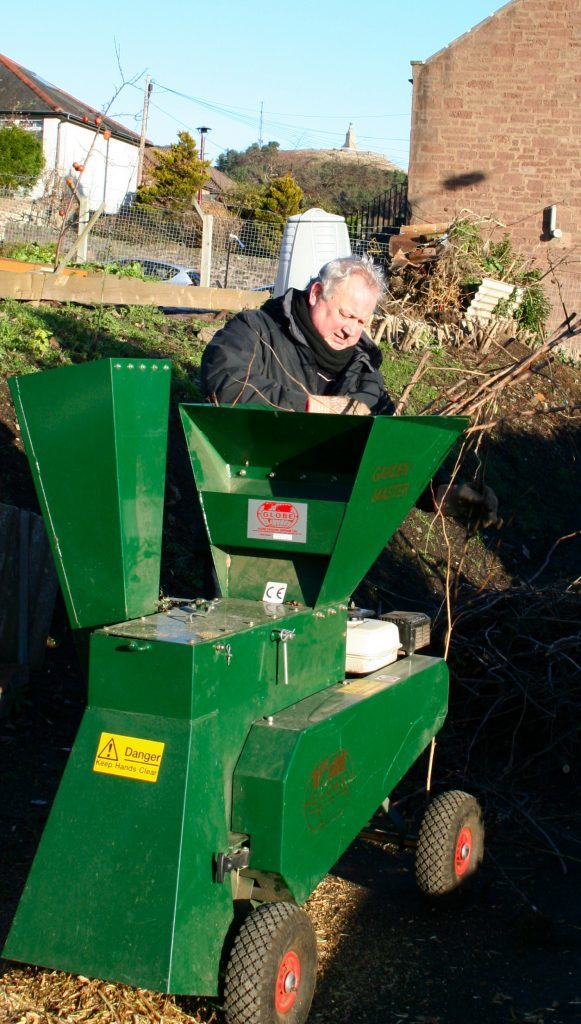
5,359 -> 484,1024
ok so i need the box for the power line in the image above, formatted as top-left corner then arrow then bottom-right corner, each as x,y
153,81 -> 410,121
141,82 -> 410,146
124,80 -> 410,160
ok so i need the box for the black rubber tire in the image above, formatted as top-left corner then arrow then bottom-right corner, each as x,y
223,902 -> 317,1024
415,790 -> 484,897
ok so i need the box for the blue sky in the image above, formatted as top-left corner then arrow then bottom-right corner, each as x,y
2,1 -> 507,169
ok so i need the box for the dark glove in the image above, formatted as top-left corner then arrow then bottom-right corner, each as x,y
436,482 -> 500,528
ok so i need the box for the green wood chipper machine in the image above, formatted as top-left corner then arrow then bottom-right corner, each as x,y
5,358 -> 483,1024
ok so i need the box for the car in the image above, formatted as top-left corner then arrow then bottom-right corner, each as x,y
251,283 -> 275,295
116,258 -> 200,286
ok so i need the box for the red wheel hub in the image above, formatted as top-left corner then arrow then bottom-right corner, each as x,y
275,949 -> 301,1013
454,826 -> 473,877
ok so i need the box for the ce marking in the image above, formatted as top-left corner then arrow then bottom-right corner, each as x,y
263,581 -> 288,604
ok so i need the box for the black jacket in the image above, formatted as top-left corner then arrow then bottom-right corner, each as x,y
200,288 -> 395,414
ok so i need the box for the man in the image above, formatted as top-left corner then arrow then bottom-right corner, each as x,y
201,255 -> 394,415
201,255 -> 498,525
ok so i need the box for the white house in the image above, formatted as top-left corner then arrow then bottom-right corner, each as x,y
0,53 -> 151,213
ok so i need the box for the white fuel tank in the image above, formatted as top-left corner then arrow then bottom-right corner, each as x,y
345,618 -> 401,676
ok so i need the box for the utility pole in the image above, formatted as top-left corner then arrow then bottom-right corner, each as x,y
258,100 -> 264,147
136,76 -> 153,189
197,125 -> 211,204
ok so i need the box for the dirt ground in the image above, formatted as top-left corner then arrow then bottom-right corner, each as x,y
1,335 -> 580,1024
1,645 -> 580,1024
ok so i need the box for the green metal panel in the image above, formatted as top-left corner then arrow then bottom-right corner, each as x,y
9,359 -> 170,629
232,655 -> 449,903
4,600 -> 348,995
180,405 -> 467,607
317,414 -> 466,604
4,638 -> 233,995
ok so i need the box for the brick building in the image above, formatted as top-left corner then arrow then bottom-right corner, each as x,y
407,0 -> 581,344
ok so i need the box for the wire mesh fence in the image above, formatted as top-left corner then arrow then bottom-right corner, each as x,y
348,230 -> 391,268
0,180 -> 76,255
0,180 -> 396,294
0,182 -> 283,291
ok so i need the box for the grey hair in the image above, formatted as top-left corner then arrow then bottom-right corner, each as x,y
315,255 -> 386,301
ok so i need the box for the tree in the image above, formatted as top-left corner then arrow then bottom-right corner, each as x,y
224,180 -> 265,219
237,174 -> 303,258
135,131 -> 210,208
0,124 -> 44,190
297,161 -> 407,217
217,141 -> 280,183
255,174 -> 303,225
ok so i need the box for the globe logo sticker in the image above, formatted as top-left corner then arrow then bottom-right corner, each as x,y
247,499 -> 308,543
257,501 -> 299,529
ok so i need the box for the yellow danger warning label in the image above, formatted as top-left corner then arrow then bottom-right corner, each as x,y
93,732 -> 165,783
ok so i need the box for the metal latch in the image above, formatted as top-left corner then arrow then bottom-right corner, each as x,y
215,847 -> 250,884
271,628 -> 295,685
214,642 -> 233,665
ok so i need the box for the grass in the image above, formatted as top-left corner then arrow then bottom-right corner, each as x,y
1,299 -> 462,413
380,344 -> 464,413
0,299 -> 213,399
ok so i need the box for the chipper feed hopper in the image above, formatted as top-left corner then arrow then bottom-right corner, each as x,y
5,358 -> 482,1024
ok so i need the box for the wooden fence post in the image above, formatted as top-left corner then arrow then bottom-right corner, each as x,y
200,213 -> 213,288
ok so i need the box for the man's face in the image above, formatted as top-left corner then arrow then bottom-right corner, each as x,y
308,274 -> 379,351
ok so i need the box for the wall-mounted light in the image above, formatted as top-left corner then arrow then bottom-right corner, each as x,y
548,204 -> 562,239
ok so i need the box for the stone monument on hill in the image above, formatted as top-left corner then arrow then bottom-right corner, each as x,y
342,123 -> 357,150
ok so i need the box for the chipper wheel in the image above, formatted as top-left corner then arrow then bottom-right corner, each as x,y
223,902 -> 317,1024
415,790 -> 484,898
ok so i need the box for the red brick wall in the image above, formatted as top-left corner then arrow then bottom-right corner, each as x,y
407,0 -> 581,340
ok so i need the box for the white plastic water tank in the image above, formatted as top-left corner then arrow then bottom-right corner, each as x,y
273,208 -> 351,297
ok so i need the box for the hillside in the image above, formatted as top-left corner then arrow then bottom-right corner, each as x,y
217,141 -> 405,215
270,146 -> 402,174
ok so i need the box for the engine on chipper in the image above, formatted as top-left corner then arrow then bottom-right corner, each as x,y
5,358 -> 483,1024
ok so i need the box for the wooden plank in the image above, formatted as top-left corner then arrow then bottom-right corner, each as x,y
0,270 -> 269,311
0,257 -> 88,277
0,272 -> 45,301
398,222 -> 449,237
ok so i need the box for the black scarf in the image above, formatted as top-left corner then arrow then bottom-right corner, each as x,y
292,289 -> 355,374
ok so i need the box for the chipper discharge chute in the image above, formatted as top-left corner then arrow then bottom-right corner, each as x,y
5,358 -> 483,1024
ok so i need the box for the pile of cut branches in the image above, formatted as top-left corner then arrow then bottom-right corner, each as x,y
372,214 -> 553,352
395,330 -> 580,425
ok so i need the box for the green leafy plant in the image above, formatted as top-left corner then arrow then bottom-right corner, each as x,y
448,219 -> 485,263
3,241 -> 57,264
0,123 -> 44,191
417,327 -> 442,352
517,271 -> 552,335
449,220 -> 551,336
31,327 -> 52,356
482,235 -> 517,277
103,260 -> 150,280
